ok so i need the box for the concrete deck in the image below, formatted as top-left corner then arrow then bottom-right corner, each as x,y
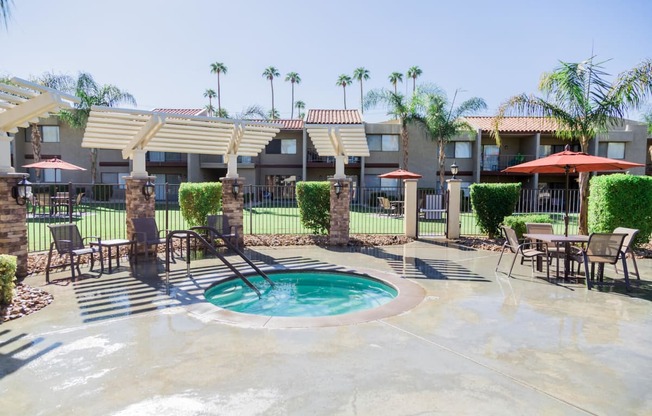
1,240 -> 651,415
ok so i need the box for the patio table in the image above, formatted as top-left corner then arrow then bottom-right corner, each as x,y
90,239 -> 136,274
523,233 -> 589,280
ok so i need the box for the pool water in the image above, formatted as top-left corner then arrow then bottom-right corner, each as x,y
204,270 -> 398,317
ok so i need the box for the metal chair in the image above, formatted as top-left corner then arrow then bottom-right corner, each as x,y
131,217 -> 167,262
496,225 -> 549,279
613,227 -> 641,281
525,222 -> 566,265
576,233 -> 629,290
46,223 -> 103,283
377,197 -> 397,216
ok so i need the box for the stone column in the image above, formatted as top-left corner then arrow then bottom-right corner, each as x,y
125,176 -> 155,241
329,178 -> 351,246
0,173 -> 29,278
221,177 -> 244,249
403,179 -> 418,238
446,179 -> 462,239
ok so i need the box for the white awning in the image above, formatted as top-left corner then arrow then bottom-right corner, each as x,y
306,124 -> 369,157
82,106 -> 282,159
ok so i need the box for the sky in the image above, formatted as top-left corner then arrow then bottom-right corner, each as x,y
2,0 -> 651,122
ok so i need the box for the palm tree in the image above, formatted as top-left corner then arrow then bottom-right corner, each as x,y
285,72 -> 301,119
59,72 -> 136,183
388,72 -> 403,94
353,67 -> 370,114
210,62 -> 227,116
364,88 -> 424,169
406,66 -> 422,93
215,108 -> 229,118
295,100 -> 306,120
262,66 -> 280,119
203,89 -> 216,116
267,108 -> 281,120
336,74 -> 353,109
236,105 -> 266,120
1,0 -> 11,27
421,89 -> 487,189
493,57 -> 652,234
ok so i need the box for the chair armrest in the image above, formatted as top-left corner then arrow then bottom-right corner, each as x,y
132,231 -> 147,243
83,236 -> 101,245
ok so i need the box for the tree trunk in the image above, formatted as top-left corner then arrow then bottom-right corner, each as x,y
438,138 -> 446,190
90,148 -> 98,184
270,80 -> 275,119
217,73 -> 222,115
401,121 -> 409,169
578,137 -> 590,234
291,83 -> 295,119
343,86 -> 347,110
30,123 -> 42,181
359,81 -> 364,114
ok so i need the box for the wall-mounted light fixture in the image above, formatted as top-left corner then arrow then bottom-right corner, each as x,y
142,179 -> 156,201
232,183 -> 240,196
12,177 -> 30,206
333,181 -> 342,198
450,162 -> 459,180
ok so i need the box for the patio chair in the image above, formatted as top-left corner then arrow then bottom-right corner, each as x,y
131,217 -> 167,262
525,223 -> 565,265
496,225 -> 549,279
377,197 -> 397,216
46,223 -> 103,283
613,227 -> 641,281
191,214 -> 237,248
575,233 -> 629,290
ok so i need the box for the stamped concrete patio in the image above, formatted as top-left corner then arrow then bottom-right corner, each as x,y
1,240 -> 651,415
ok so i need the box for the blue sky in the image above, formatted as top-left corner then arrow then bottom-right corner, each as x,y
2,0 -> 651,122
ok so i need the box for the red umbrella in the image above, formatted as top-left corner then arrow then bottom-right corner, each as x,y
503,147 -> 643,235
378,169 -> 423,179
23,158 -> 86,171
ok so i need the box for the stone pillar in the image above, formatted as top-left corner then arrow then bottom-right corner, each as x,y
446,179 -> 462,239
125,176 -> 155,240
0,173 -> 29,278
403,179 -> 418,238
221,177 -> 244,249
329,178 -> 351,245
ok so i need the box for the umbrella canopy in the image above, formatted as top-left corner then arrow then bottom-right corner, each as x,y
22,158 -> 86,171
378,169 -> 423,179
503,148 -> 643,235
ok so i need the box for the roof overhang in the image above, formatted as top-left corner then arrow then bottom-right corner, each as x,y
305,124 -> 369,157
82,106 -> 282,159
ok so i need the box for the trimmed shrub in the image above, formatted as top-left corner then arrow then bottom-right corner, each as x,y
470,183 -> 521,238
588,174 -> 652,247
0,255 -> 17,306
178,182 -> 222,227
503,214 -> 552,239
296,181 -> 330,234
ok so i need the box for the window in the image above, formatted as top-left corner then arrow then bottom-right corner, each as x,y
539,145 -> 552,157
446,142 -> 472,158
482,145 -> 500,170
367,134 -> 399,151
238,156 -> 253,163
599,142 -> 625,159
43,169 -> 61,183
148,152 -> 165,162
42,126 -> 60,143
101,172 -> 127,188
266,138 -> 296,154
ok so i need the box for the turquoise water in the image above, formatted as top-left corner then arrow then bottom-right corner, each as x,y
204,271 -> 398,317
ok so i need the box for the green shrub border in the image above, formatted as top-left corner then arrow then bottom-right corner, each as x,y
296,181 -> 330,234
0,255 -> 17,306
470,183 -> 521,238
178,182 -> 222,227
503,214 -> 552,239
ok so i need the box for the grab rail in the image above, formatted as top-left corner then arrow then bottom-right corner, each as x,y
165,230 -> 264,297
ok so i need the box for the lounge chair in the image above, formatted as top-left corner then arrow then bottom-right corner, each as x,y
574,233 -> 629,290
496,225 -> 549,279
46,223 -> 103,283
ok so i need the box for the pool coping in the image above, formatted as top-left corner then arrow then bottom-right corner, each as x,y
183,267 -> 426,328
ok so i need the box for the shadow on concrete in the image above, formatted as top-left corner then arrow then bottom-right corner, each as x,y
0,329 -> 62,378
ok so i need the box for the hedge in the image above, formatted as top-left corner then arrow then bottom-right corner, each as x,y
0,255 -> 17,306
470,183 -> 521,238
503,214 -> 552,239
178,182 -> 222,227
296,181 -> 330,234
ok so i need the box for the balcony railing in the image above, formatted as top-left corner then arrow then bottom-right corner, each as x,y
307,150 -> 360,164
481,154 -> 535,172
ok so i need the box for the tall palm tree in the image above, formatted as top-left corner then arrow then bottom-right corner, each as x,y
203,88 -> 216,116
267,108 -> 281,120
364,88 -> 424,169
285,72 -> 301,118
493,57 -> 652,234
336,74 -> 353,109
421,89 -> 487,189
353,67 -> 370,114
210,62 -> 227,116
388,72 -> 403,94
59,72 -> 136,183
0,0 -> 11,28
406,66 -> 422,93
295,100 -> 306,120
262,66 -> 280,119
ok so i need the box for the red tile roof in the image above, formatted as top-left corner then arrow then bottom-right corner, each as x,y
464,116 -> 561,133
248,119 -> 304,130
153,108 -> 207,116
306,109 -> 362,124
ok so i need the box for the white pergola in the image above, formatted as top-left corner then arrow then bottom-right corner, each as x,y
0,78 -> 80,173
82,106 -> 282,178
306,124 -> 369,179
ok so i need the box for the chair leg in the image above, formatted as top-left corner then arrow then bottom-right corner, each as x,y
507,251 -> 519,278
631,255 -> 640,281
70,253 -> 77,282
495,245 -> 507,272
45,243 -> 54,283
583,256 -> 592,290
621,257 -> 630,291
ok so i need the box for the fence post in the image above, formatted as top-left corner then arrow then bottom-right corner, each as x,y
404,179 -> 418,238
0,173 -> 29,278
329,178 -> 351,245
446,179 -> 462,239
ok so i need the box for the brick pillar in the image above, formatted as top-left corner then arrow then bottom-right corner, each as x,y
0,174 -> 28,278
329,178 -> 351,246
125,177 -> 155,240
221,177 -> 244,249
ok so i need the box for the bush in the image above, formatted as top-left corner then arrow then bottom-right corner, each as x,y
588,174 -> 652,247
503,214 -> 552,239
470,183 -> 521,238
178,182 -> 222,226
296,181 -> 330,234
0,255 -> 17,306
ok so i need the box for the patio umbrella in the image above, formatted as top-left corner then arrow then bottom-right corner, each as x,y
378,168 -> 423,180
22,158 -> 86,182
503,146 -> 643,235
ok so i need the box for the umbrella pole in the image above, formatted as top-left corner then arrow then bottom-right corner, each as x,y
564,168 -> 570,237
